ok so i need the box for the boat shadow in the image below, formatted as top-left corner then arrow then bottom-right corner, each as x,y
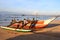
46,24 -> 60,28
6,32 -> 60,40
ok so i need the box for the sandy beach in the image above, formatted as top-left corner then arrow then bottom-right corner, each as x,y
0,20 -> 60,40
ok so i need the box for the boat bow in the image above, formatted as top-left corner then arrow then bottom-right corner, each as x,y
44,17 -> 57,24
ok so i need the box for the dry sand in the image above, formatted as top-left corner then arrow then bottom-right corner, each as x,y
0,20 -> 60,40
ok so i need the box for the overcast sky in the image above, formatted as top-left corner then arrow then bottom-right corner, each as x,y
0,0 -> 60,15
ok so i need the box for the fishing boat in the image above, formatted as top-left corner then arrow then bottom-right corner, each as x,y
0,17 -> 57,32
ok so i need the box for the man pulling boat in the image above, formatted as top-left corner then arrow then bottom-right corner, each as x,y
30,18 -> 37,29
21,18 -> 29,29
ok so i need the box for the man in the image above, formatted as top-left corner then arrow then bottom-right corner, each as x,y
7,18 -> 17,27
21,18 -> 28,29
30,18 -> 37,29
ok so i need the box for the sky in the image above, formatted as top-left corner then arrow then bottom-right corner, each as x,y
0,0 -> 60,15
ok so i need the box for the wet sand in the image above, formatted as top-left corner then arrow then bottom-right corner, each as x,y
0,20 -> 60,40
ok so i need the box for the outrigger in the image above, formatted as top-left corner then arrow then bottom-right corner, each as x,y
0,16 -> 57,32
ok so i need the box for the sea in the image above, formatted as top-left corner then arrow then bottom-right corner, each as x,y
0,14 -> 60,26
